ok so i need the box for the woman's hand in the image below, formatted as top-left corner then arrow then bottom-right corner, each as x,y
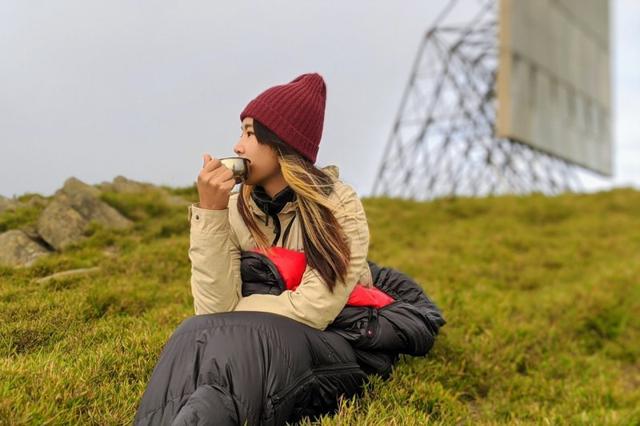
197,154 -> 236,210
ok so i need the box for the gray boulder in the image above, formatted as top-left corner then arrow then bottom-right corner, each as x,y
37,177 -> 133,250
37,198 -> 89,250
0,230 -> 50,267
56,178 -> 132,230
21,223 -> 42,241
59,177 -> 101,198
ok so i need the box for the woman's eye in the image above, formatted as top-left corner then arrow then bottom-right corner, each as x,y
247,132 -> 254,137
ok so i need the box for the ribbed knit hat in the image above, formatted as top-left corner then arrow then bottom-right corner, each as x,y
240,73 -> 327,164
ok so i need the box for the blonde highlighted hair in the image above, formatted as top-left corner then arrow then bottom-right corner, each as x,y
237,119 -> 350,293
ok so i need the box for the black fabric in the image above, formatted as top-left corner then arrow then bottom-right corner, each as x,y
135,312 -> 367,426
240,254 -> 446,377
240,251 -> 285,297
328,261 -> 446,356
251,186 -> 297,246
134,256 -> 446,425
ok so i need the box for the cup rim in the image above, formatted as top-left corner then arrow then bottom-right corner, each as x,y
218,156 -> 251,164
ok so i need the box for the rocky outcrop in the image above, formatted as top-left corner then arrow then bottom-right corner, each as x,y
1,175 -> 188,266
56,178 -> 133,230
98,175 -> 190,207
98,175 -> 155,194
37,178 -> 133,250
0,230 -> 50,267
36,199 -> 90,250
25,194 -> 47,208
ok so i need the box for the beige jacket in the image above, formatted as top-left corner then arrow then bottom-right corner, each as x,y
187,165 -> 373,331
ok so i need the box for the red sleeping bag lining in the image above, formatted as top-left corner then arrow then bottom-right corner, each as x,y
251,247 -> 394,309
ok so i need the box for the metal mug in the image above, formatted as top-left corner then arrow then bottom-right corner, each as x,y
219,156 -> 251,184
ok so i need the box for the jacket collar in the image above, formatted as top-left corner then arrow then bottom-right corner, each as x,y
248,188 -> 296,219
251,185 -> 296,217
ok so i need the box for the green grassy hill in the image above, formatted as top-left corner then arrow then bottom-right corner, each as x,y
1,186 -> 639,425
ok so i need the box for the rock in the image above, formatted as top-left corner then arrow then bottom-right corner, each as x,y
57,177 -> 133,229
25,194 -> 48,208
21,223 -> 42,241
37,199 -> 89,250
57,191 -> 132,230
0,230 -> 50,267
36,177 -> 134,250
59,177 -> 101,198
98,175 -> 155,193
0,194 -> 47,214
99,175 -> 190,207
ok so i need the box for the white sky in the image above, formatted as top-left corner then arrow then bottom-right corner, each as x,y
1,0 -> 638,198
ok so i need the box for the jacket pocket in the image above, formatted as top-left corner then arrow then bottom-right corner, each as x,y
270,370 -> 314,408
269,363 -> 362,408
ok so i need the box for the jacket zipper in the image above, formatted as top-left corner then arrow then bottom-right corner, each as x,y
270,371 -> 313,406
312,363 -> 361,374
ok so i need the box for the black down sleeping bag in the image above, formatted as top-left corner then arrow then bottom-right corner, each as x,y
134,252 -> 446,425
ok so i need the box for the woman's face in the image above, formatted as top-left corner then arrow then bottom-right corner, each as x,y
233,117 -> 280,186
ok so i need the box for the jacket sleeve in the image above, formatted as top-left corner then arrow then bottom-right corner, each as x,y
188,202 -> 242,315
233,186 -> 370,331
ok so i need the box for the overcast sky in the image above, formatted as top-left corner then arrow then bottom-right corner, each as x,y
1,0 -> 638,198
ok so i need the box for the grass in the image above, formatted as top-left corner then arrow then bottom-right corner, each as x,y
1,185 -> 639,425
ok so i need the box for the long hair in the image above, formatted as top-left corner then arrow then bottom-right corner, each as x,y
237,119 -> 350,293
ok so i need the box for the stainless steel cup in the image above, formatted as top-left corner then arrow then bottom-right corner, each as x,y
219,156 -> 251,184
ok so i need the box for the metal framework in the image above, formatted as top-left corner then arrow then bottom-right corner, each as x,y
371,0 -> 583,200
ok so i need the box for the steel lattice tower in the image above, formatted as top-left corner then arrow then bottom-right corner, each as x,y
371,0 -> 583,200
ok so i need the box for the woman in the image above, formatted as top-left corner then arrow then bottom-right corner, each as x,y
134,74 -> 445,425
188,72 -> 373,331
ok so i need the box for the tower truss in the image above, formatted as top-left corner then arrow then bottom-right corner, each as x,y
371,0 -> 583,200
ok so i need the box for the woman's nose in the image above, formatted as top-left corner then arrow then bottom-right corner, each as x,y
233,141 -> 243,155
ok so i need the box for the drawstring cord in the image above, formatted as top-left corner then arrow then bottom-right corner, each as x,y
270,212 -> 296,247
281,213 -> 296,247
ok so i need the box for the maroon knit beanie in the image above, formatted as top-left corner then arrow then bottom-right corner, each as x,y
240,73 -> 327,164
